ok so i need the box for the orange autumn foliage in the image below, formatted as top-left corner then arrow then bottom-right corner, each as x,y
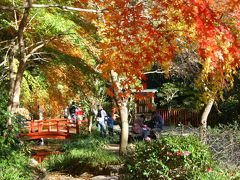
87,0 -> 239,99
40,62 -> 95,117
50,40 -> 82,59
22,0 -> 238,118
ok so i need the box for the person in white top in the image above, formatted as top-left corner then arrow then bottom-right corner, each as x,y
97,105 -> 107,138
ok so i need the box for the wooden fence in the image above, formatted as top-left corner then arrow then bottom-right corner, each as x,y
136,109 -> 219,127
158,109 -> 200,126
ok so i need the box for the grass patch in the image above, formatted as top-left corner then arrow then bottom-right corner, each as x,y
42,131 -> 123,175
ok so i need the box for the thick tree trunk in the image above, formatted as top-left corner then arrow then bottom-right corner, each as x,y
200,98 -> 214,144
119,103 -> 128,155
10,62 -> 26,113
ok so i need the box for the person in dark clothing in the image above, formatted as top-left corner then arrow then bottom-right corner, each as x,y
69,102 -> 77,122
132,116 -> 144,134
152,110 -> 164,132
106,113 -> 114,137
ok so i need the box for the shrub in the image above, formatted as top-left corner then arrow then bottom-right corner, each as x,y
0,111 -> 34,179
0,152 -> 33,180
125,135 -> 219,179
0,129 -> 33,180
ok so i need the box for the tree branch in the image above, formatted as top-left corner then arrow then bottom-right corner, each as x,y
25,33 -> 67,61
28,4 -> 103,13
143,69 -> 165,74
25,42 -> 46,61
0,4 -> 104,13
0,5 -> 15,11
29,57 -> 49,62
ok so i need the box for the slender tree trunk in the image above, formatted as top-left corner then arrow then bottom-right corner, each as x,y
110,70 -> 129,154
119,102 -> 128,155
7,42 -> 17,113
200,98 -> 214,144
88,115 -> 93,133
168,105 -> 173,125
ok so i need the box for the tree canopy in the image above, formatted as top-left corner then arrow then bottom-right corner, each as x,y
0,0 -> 239,150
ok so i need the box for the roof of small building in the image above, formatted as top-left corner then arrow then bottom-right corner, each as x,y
131,88 -> 158,93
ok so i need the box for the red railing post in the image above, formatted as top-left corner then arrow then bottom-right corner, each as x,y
48,121 -> 51,132
38,121 -> 40,133
31,120 -> 34,133
66,119 -> 70,134
57,120 -> 59,133
76,120 -> 80,134
38,120 -> 43,133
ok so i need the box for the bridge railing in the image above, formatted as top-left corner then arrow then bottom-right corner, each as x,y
20,118 -> 89,137
22,118 -> 70,134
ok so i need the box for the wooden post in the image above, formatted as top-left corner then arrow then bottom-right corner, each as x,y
28,122 -> 31,133
76,120 -> 80,134
66,119 -> 69,134
31,120 -> 34,133
57,120 -> 59,133
39,120 -> 43,133
37,122 -> 40,133
48,121 -> 51,132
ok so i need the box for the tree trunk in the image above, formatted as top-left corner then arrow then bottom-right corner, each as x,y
7,0 -> 31,126
88,115 -> 93,133
119,102 -> 129,155
110,70 -> 129,154
8,43 -> 17,100
200,98 -> 214,144
168,105 -> 173,126
7,42 -> 17,116
10,62 -> 26,113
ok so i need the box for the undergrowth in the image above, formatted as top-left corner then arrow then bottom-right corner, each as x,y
42,131 -> 123,175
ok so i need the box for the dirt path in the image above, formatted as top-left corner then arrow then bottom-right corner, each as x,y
45,168 -> 120,180
45,173 -> 119,180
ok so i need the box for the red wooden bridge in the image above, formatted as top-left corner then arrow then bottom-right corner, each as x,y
20,118 -> 88,140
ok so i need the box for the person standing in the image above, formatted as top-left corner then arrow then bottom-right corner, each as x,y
96,105 -> 107,138
38,105 -> 44,120
88,103 -> 98,133
64,105 -> 70,119
76,105 -> 84,121
152,110 -> 164,133
106,113 -> 114,138
69,101 -> 77,122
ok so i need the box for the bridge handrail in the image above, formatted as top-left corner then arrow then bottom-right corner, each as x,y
20,118 -> 89,138
22,118 -> 71,134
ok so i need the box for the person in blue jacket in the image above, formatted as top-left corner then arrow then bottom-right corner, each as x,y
105,113 -> 114,137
